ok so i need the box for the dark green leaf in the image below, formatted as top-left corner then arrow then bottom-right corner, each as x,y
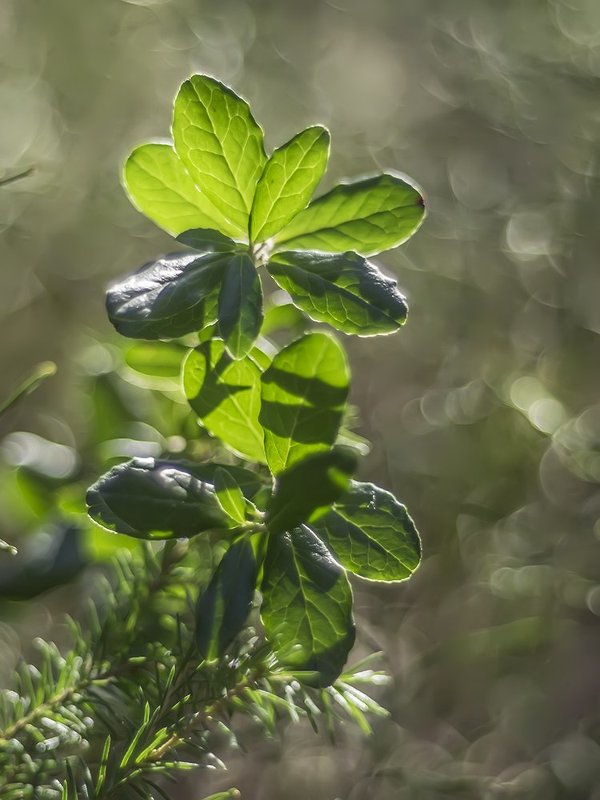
266,447 -> 357,535
177,227 -> 238,251
196,538 -> 258,660
213,467 -> 246,525
274,173 -> 425,256
106,251 -> 227,340
182,461 -> 265,500
183,340 -> 268,462
86,457 -> 230,540
218,252 -> 263,359
123,143 -> 236,237
172,75 -> 267,237
268,250 -> 408,335
310,481 -> 421,581
261,525 -> 355,685
250,126 -> 330,243
260,332 -> 349,474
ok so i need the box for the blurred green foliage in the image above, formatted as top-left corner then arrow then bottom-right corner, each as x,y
0,0 -> 599,798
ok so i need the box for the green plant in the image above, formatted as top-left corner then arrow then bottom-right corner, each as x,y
0,74 -> 426,798
94,73 -> 425,683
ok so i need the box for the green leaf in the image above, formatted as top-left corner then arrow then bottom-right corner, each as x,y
172,75 -> 267,237
86,457 -> 230,540
261,525 -> 355,685
250,126 -> 330,243
260,332 -> 349,474
178,227 -> 238,251
106,251 -> 227,340
95,734 -> 112,795
124,341 -> 187,378
268,250 -> 408,335
218,252 -> 263,359
183,340 -> 268,463
213,467 -> 246,525
309,481 -> 422,581
274,173 -> 425,256
261,302 -> 306,337
266,447 -> 357,535
180,461 -> 265,501
61,761 -> 79,800
123,143 -> 236,237
196,538 -> 258,660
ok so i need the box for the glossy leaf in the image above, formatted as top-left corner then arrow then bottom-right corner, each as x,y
261,525 -> 355,685
260,332 -> 349,474
274,173 -> 425,256
123,143 -> 235,237
86,457 -> 230,540
218,252 -> 263,359
196,538 -> 258,660
266,447 -> 357,535
268,250 -> 408,335
213,467 -> 246,525
181,461 -> 265,501
172,75 -> 267,237
310,481 -> 421,581
183,340 -> 268,463
250,126 -> 330,243
106,252 -> 226,340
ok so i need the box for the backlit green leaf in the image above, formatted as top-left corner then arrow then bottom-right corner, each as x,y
218,252 -> 263,359
261,525 -> 355,685
213,467 -> 246,525
173,75 -> 267,237
268,250 -> 408,335
123,143 -> 236,237
196,538 -> 258,660
260,332 -> 349,474
106,251 -> 227,339
250,126 -> 330,243
266,447 -> 357,535
309,481 -> 421,581
86,457 -> 230,540
183,340 -> 268,463
260,302 -> 306,337
124,341 -> 187,378
274,173 -> 425,256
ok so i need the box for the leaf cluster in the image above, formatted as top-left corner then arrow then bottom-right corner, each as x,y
90,73 -> 425,688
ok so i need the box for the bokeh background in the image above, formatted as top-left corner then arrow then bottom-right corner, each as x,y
1,0 -> 600,797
